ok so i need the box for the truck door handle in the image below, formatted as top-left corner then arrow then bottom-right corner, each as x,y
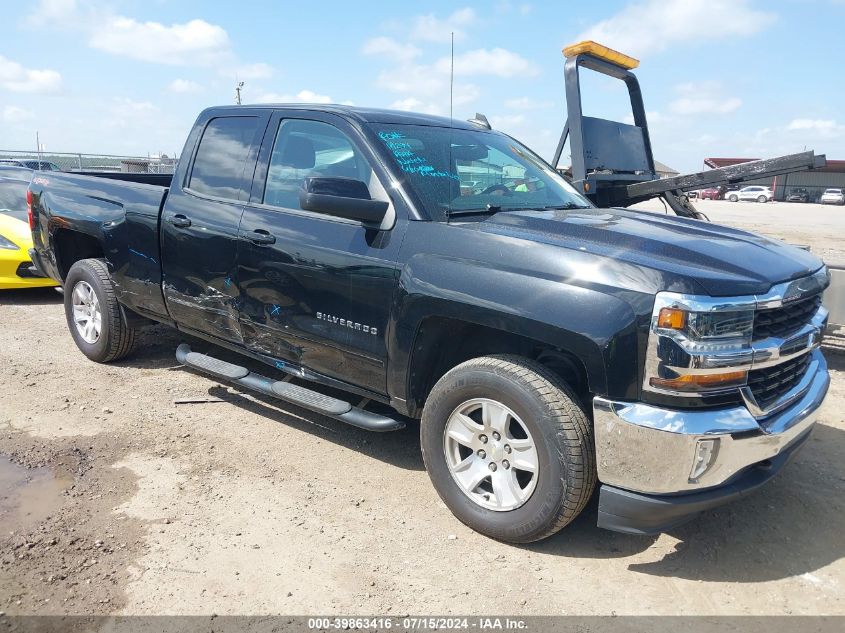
168,214 -> 192,228
246,229 -> 276,245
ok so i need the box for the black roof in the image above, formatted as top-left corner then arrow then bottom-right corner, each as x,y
207,104 -> 484,131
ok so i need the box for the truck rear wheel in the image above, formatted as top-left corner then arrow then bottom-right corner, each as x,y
64,258 -> 137,363
420,355 -> 596,543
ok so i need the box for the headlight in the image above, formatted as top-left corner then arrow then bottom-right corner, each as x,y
644,294 -> 755,396
0,234 -> 20,250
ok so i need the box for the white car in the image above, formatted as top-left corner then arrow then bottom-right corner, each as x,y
725,186 -> 773,203
820,188 -> 845,205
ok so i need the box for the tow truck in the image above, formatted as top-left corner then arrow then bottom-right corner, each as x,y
552,40 -> 844,328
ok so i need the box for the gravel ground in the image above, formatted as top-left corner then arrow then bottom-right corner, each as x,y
1,204 -> 844,617
633,199 -> 845,264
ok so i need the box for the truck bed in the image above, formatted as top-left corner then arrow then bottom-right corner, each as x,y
29,171 -> 172,322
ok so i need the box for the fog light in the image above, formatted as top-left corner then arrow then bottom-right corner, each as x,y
689,438 -> 719,482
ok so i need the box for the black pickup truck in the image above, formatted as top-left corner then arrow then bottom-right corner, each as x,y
28,105 -> 831,542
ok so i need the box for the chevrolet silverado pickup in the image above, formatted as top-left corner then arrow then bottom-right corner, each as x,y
28,105 -> 831,542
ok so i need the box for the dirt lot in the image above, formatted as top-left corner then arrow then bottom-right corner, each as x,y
633,198 -> 845,264
1,203 -> 844,617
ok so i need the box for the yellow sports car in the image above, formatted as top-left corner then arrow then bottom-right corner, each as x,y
0,170 -> 59,290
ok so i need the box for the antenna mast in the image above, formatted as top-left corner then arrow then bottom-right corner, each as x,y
235,81 -> 244,105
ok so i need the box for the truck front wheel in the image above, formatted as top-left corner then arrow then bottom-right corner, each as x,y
64,258 -> 137,363
420,355 -> 596,543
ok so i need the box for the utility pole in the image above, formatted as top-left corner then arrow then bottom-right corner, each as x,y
235,81 -> 244,105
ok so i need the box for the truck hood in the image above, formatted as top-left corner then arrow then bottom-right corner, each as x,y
467,207 -> 824,296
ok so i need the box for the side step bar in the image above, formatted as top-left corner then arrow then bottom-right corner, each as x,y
175,344 -> 405,432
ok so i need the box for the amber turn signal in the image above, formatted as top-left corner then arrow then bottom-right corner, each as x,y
657,307 -> 686,330
650,371 -> 747,392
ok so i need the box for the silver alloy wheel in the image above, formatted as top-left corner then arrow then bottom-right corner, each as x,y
71,280 -> 102,344
443,398 -> 539,511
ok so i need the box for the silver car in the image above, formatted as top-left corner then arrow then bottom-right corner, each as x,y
726,185 -> 773,203
820,188 -> 845,205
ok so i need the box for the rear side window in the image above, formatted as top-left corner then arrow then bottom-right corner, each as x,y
188,116 -> 259,200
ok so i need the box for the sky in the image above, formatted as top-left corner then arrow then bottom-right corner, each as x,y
1,0 -> 843,172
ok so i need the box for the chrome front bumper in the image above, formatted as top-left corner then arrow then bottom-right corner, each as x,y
593,349 -> 830,495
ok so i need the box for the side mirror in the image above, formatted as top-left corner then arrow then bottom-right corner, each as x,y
299,177 -> 389,225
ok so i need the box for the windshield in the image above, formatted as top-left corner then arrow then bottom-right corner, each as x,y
370,123 -> 592,221
0,182 -> 27,220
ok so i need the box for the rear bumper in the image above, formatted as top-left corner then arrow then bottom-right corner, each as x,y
593,350 -> 829,534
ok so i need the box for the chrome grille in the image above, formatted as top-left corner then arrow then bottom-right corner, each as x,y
747,352 -> 812,410
753,294 -> 822,341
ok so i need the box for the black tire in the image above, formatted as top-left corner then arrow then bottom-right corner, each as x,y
420,355 -> 596,543
757,195 -> 767,203
729,194 -> 738,202
64,258 -> 137,363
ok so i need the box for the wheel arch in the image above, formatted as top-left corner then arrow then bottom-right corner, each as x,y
405,316 -> 596,417
52,229 -> 105,280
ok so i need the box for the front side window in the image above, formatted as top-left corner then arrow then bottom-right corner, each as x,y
370,123 -> 591,221
263,119 -> 374,210
188,116 -> 259,200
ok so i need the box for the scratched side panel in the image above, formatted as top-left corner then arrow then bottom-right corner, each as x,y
160,191 -> 246,343
110,187 -> 169,320
33,172 -> 170,320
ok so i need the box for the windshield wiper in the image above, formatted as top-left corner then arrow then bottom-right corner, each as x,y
446,203 -> 519,219
542,202 -> 591,210
446,201 -> 591,221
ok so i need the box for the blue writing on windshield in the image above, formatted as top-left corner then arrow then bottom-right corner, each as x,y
378,131 -> 459,180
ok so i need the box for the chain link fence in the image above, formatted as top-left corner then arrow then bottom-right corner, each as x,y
0,149 -> 178,174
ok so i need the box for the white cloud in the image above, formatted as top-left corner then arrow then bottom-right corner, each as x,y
504,97 -> 553,110
364,8 -> 538,115
27,1 -> 272,76
623,110 -> 662,124
410,8 -> 476,42
23,0 -> 80,27
227,62 -> 275,80
577,0 -> 776,58
787,119 -> 841,132
436,48 -> 538,78
670,97 -> 741,115
89,17 -> 230,65
490,114 -> 526,128
99,98 -> 161,135
669,82 -> 741,115
370,44 -> 533,116
497,2 -> 534,15
376,63 -> 480,111
0,55 -> 62,93
112,98 -> 158,116
3,105 -> 35,123
786,118 -> 844,138
253,89 -> 335,104
362,37 -> 421,63
389,98 -> 444,115
167,79 -> 202,94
